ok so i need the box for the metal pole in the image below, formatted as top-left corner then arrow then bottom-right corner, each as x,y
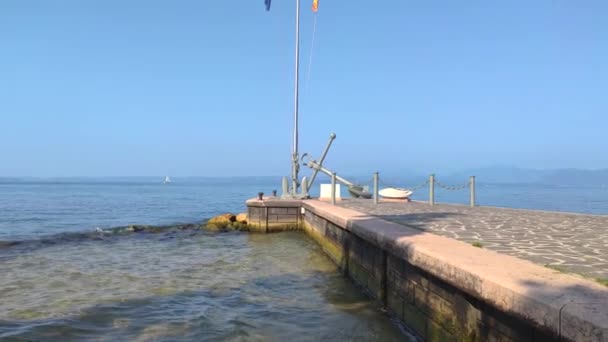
373,172 -> 379,205
305,160 -> 355,187
429,174 -> 435,206
331,172 -> 337,205
291,0 -> 301,196
469,176 -> 476,207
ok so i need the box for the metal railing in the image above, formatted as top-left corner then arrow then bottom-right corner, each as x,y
321,172 -> 477,208
371,173 -> 477,207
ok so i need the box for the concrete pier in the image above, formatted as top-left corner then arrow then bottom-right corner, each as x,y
246,197 -> 302,232
337,199 -> 608,280
245,197 -> 608,341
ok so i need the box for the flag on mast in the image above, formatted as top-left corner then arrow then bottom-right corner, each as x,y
312,0 -> 319,12
265,0 -> 271,11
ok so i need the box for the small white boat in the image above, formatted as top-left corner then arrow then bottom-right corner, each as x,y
379,187 -> 412,199
163,176 -> 172,184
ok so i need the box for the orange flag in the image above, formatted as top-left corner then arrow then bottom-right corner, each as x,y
312,0 -> 319,12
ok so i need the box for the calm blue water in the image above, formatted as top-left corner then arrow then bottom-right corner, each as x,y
413,182 -> 608,214
1,177 -> 606,340
0,177 -> 279,241
0,177 -> 412,341
1,177 -> 607,241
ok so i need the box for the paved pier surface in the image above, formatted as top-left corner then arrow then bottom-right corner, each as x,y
336,199 -> 608,279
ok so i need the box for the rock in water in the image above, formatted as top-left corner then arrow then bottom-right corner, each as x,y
223,213 -> 237,222
127,225 -> 148,232
206,213 -> 249,231
206,214 -> 236,230
236,213 -> 248,224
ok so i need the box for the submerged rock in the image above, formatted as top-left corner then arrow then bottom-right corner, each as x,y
125,223 -> 202,233
236,213 -> 248,224
126,225 -> 148,232
205,213 -> 249,231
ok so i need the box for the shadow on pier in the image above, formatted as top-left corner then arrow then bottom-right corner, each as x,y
376,212 -> 462,232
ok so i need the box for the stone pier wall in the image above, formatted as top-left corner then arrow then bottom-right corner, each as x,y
302,208 -> 557,341
245,198 -> 608,341
246,198 -> 301,233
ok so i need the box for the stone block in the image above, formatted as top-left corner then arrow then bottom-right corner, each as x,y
403,300 -> 428,339
413,285 -> 455,323
427,319 -> 459,342
269,207 -> 288,215
320,183 -> 341,199
387,254 -> 406,280
403,261 -> 429,289
371,250 -> 386,280
477,309 -> 534,342
388,277 -> 415,304
247,207 -> 262,222
267,222 -> 299,232
276,214 -> 297,223
325,222 -> 343,245
367,275 -> 384,301
348,260 -> 369,289
387,290 -> 405,320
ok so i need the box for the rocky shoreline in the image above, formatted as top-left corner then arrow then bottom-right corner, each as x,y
205,212 -> 249,231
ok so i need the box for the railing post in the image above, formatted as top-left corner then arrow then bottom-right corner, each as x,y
373,172 -> 379,205
301,176 -> 308,198
469,176 -> 476,207
429,174 -> 435,206
331,172 -> 337,205
281,176 -> 289,198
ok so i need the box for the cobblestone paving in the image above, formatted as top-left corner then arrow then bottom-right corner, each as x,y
336,200 -> 608,279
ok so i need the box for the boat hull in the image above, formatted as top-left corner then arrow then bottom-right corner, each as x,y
379,187 -> 412,199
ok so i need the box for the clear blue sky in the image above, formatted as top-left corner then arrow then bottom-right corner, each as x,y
1,1 -> 606,177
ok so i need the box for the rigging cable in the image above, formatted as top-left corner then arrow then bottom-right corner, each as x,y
303,11 -> 318,96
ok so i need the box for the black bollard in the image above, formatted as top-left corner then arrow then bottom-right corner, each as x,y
272,190 -> 277,197
258,192 -> 264,200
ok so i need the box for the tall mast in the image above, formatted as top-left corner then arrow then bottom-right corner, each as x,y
291,0 -> 301,196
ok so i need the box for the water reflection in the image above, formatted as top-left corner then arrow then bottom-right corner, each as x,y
0,230 -> 410,341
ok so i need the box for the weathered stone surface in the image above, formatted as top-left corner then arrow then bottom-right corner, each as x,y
302,220 -> 345,268
245,198 -> 303,232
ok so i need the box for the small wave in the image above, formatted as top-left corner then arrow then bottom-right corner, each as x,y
0,223 -> 204,253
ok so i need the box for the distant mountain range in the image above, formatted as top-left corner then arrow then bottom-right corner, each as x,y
445,167 -> 608,187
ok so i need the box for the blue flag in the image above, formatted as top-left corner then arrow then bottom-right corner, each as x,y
265,0 -> 271,11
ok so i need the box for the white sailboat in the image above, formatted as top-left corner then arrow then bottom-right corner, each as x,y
163,176 -> 172,184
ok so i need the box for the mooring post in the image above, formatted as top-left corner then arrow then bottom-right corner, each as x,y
331,172 -> 337,205
373,172 -> 379,205
429,174 -> 435,206
301,176 -> 308,198
470,176 -> 476,207
281,176 -> 289,197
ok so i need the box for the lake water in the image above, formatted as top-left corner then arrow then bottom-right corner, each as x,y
1,177 -> 607,340
0,177 -> 411,341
